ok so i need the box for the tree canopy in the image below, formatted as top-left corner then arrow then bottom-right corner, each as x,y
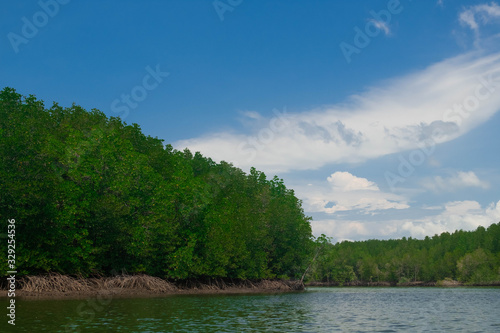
308,223 -> 500,285
0,87 -> 314,280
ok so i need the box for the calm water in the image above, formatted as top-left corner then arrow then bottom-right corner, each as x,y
3,287 -> 500,332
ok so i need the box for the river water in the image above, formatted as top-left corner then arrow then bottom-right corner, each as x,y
4,287 -> 500,332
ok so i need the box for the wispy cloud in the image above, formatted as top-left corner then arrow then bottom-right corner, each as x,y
369,19 -> 391,35
423,170 -> 490,192
295,171 -> 409,215
459,2 -> 500,46
175,51 -> 500,174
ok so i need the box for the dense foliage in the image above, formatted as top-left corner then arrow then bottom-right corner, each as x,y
0,88 -> 314,280
309,223 -> 500,285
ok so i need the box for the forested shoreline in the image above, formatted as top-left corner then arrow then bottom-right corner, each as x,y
0,87 -> 314,282
307,223 -> 500,286
1,87 -> 499,292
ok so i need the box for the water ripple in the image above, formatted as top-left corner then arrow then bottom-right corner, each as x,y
5,287 -> 500,332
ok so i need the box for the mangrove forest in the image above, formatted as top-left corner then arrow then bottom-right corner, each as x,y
0,87 -> 314,281
1,87 -> 499,287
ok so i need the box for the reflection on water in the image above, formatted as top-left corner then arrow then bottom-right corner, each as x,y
4,287 -> 500,332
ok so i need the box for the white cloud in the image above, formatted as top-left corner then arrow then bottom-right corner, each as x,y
460,2 -> 500,30
369,19 -> 391,35
327,171 -> 379,191
174,51 -> 500,174
312,200 -> 500,241
459,2 -> 500,45
400,200 -> 500,238
443,200 -> 482,214
240,110 -> 262,120
312,220 -> 371,242
423,171 -> 490,192
422,205 -> 443,210
460,9 -> 480,31
295,172 -> 409,214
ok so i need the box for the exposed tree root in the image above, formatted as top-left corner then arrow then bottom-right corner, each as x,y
9,274 -> 303,295
19,273 -> 92,292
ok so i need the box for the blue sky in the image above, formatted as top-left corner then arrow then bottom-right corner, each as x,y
2,0 -> 500,242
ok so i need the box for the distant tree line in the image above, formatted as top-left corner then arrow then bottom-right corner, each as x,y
0,87 -> 314,280
308,223 -> 500,285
